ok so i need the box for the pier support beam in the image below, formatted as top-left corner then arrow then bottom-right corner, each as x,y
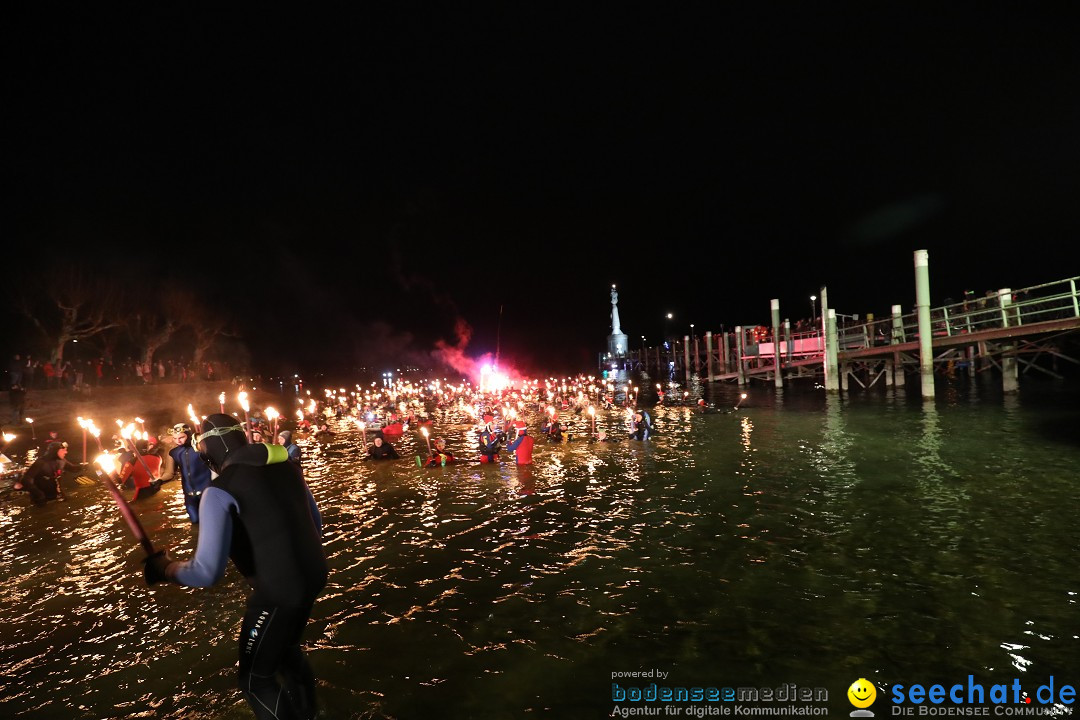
684,335 -> 691,383
891,302 -> 906,390
999,288 -> 1019,393
884,359 -> 893,387
891,304 -> 905,344
736,326 -> 746,386
771,299 -> 783,389
721,332 -> 729,374
825,308 -> 839,391
705,331 -> 714,381
914,249 -> 935,399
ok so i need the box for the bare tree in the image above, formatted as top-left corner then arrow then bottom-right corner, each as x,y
167,288 -> 235,367
127,287 -> 185,369
14,265 -> 125,364
192,315 -> 232,367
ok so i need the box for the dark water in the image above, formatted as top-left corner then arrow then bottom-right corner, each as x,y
2,380 -> 1079,718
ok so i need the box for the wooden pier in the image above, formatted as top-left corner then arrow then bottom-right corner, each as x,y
609,252 -> 1080,395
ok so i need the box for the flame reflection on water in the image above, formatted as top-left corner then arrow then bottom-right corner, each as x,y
1,388 -> 1079,717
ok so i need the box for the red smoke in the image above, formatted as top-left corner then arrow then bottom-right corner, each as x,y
432,318 -> 491,384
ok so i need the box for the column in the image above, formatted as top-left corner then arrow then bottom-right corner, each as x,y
914,249 -> 934,399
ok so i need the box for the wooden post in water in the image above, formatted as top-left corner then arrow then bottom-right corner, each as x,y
721,332 -> 729,374
683,335 -> 691,383
770,299 -> 783,389
825,308 -> 840,391
784,319 -> 792,363
914,249 -> 935,399
735,326 -> 746,386
891,304 -> 905,388
821,287 -> 839,391
705,331 -> 714,381
999,288 -> 1019,393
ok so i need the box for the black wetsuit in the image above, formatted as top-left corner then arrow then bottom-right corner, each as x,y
17,443 -> 78,504
630,413 -> 653,440
478,426 -> 501,463
367,441 -> 399,460
170,445 -> 327,720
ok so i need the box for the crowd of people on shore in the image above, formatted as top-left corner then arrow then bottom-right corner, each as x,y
6,353 -> 231,393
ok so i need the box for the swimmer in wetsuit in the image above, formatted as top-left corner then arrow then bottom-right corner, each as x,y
506,421 -> 534,465
630,411 -> 652,440
169,423 -> 212,524
478,411 -> 502,463
144,414 -> 328,720
367,434 -> 400,460
14,441 -> 83,504
424,437 -> 456,467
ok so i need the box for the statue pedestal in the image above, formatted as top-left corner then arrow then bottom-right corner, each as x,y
608,333 -> 628,357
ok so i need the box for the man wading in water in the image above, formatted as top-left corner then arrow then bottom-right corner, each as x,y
144,414 -> 328,719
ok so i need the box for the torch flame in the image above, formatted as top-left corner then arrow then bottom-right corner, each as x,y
95,454 -> 117,475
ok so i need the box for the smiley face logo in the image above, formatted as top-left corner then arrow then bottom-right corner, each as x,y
847,678 -> 876,708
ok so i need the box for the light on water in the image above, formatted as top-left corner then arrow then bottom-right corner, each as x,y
1,382 -> 1079,718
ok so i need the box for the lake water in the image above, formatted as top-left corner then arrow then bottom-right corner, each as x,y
2,378 -> 1078,718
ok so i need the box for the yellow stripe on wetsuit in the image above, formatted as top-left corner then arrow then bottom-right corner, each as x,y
263,443 -> 288,465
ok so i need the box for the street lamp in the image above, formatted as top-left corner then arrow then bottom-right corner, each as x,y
810,295 -> 817,323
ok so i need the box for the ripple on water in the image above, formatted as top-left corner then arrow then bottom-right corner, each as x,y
2,390 -> 1079,716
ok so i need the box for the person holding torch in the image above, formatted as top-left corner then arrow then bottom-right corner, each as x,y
143,413 -> 327,720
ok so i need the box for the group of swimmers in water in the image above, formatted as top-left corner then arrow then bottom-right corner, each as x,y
5,373 -> 749,509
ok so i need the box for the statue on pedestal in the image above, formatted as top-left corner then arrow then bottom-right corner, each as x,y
611,286 -> 622,335
607,285 -> 628,357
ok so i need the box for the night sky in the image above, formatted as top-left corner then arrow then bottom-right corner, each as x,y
8,6 -> 1080,379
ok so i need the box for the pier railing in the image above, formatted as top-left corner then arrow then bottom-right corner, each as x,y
753,275 -> 1080,356
833,275 -> 1080,351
